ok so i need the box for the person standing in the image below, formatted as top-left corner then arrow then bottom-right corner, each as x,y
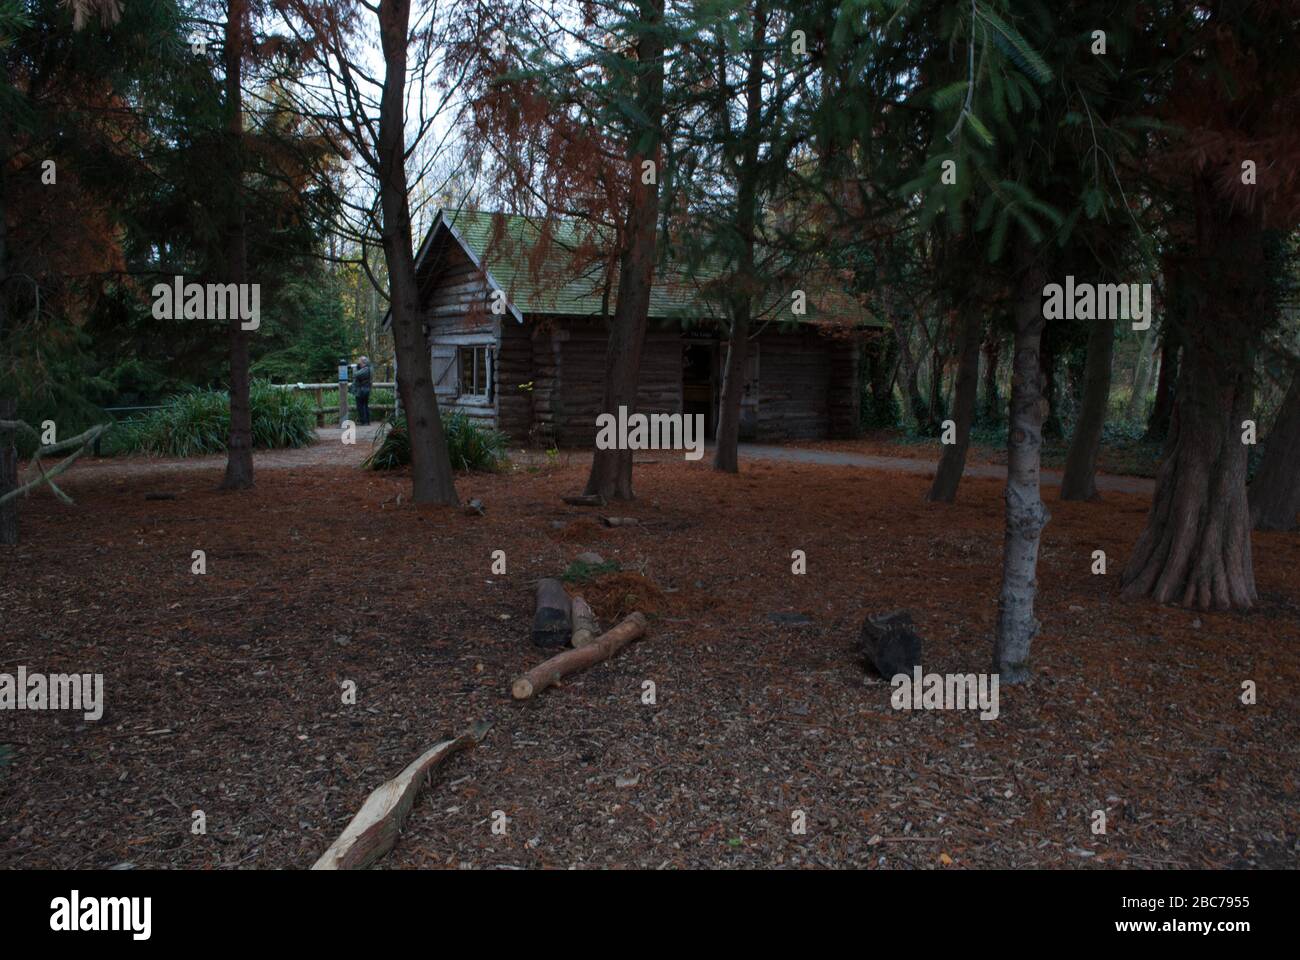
353,355 -> 373,426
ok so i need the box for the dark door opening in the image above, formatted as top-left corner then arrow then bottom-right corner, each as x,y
682,342 -> 716,439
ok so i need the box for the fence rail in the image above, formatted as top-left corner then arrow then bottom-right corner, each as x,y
270,381 -> 398,426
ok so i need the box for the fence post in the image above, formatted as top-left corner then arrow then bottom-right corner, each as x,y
338,360 -> 349,425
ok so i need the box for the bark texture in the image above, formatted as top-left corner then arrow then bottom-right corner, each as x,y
712,4 -> 768,474
927,301 -> 982,502
1144,329 -> 1180,442
993,246 -> 1050,684
1249,371 -> 1300,531
981,327 -> 1002,423
0,146 -> 15,545
378,0 -> 457,505
1125,321 -> 1158,422
220,0 -> 254,491
0,397 -> 16,546
1121,182 -> 1267,610
584,0 -> 664,499
1060,317 -> 1116,501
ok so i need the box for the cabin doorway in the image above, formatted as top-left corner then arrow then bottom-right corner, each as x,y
682,342 -> 717,439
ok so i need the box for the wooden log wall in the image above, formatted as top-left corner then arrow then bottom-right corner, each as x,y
496,319 -> 535,440
753,329 -> 831,441
827,335 -> 863,439
543,319 -> 683,448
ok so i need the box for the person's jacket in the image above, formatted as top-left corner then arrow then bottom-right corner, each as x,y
353,364 -> 372,395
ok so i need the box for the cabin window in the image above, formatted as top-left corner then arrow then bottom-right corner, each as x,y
458,345 -> 492,400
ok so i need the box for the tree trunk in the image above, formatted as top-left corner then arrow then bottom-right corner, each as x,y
378,0 -> 457,505
220,0 -> 254,491
1125,320 -> 1158,422
891,310 -> 927,428
712,2 -> 766,475
1039,322 -> 1062,440
584,0 -> 665,500
993,243 -> 1050,684
980,326 -> 1002,423
1121,183 -> 1266,610
1060,317 -> 1116,500
927,301 -> 982,502
713,303 -> 750,473
925,327 -> 944,429
1144,331 -> 1179,442
1249,371 -> 1300,531
0,144 -> 16,546
0,397 -> 16,547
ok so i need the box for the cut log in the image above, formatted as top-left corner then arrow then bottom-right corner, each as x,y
311,721 -> 489,870
562,494 -> 606,507
860,610 -> 923,679
513,612 -> 649,700
570,595 -> 599,648
532,577 -> 572,648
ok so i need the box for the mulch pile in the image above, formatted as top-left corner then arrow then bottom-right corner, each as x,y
1,452 -> 1297,869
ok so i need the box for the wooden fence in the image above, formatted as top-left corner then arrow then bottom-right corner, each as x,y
271,382 -> 398,427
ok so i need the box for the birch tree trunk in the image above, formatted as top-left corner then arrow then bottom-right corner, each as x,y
1060,317 -> 1116,501
927,300 -> 982,501
378,0 -> 457,504
993,244 -> 1050,684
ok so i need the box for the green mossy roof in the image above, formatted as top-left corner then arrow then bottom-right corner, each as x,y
417,208 -> 880,329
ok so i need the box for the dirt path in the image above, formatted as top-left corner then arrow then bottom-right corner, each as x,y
737,444 -> 1156,495
56,424 -> 385,482
52,430 -> 1155,497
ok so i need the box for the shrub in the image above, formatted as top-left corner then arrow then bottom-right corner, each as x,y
363,411 -> 508,472
117,382 -> 317,456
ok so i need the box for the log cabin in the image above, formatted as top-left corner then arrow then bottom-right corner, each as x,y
385,209 -> 881,447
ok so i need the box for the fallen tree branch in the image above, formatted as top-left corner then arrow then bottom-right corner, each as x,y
311,720 -> 491,870
0,422 -> 111,507
512,612 -> 649,700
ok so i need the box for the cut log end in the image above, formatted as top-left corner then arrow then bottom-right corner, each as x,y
511,677 -> 535,700
571,595 -> 599,648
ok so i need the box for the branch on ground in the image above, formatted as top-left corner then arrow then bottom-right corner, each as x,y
0,421 -> 112,507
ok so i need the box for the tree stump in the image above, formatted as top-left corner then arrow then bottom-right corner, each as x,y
860,610 -> 923,679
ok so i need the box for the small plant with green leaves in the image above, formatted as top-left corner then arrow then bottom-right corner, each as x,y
561,558 -> 621,584
116,382 -> 316,456
363,412 -> 508,472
